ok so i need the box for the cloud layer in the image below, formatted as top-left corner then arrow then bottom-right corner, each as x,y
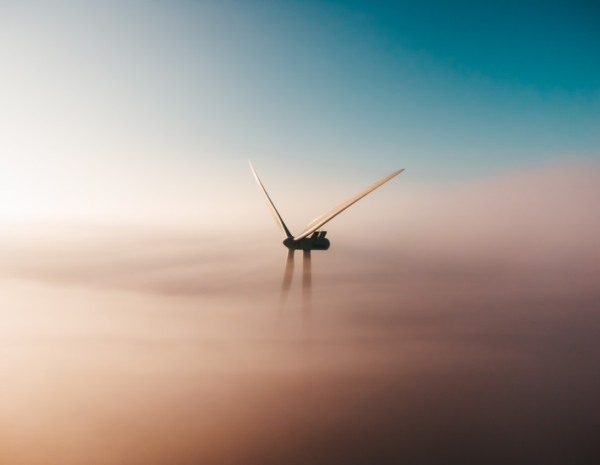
1,163 -> 599,464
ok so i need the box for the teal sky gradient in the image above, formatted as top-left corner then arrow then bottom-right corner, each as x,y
1,0 -> 599,221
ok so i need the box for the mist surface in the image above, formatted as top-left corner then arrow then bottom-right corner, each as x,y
1,163 -> 599,464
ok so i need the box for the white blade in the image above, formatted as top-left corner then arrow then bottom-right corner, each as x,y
294,169 -> 404,241
249,161 -> 292,238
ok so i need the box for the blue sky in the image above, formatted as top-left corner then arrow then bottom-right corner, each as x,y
1,0 -> 599,220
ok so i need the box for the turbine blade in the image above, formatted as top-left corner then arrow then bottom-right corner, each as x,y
280,249 -> 295,305
275,249 -> 295,339
294,169 -> 404,241
249,161 -> 292,238
302,249 -> 312,343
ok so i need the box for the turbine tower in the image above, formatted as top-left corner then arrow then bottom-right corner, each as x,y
249,161 -> 403,331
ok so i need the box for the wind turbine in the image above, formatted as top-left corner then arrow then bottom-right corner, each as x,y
249,161 -> 403,328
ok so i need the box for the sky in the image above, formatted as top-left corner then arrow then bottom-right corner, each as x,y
1,1 -> 600,464
1,0 -> 599,224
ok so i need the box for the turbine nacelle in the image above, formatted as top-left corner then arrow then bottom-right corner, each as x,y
283,231 -> 330,251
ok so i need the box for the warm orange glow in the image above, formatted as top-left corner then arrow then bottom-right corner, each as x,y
1,164 -> 599,463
